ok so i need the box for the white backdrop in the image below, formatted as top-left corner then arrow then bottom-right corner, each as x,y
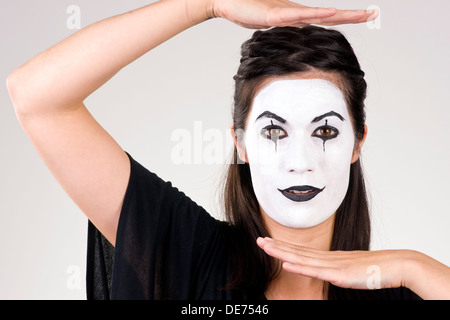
1,0 -> 449,299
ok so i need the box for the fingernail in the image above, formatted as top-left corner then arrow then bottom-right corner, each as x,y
264,237 -> 274,242
368,9 -> 379,17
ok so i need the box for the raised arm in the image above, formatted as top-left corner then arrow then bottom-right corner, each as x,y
6,0 -> 214,116
6,0 -> 373,245
7,0 -> 214,245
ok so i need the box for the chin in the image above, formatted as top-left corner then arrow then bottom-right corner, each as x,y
273,212 -> 334,229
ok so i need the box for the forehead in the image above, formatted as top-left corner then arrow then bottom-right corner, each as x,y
250,79 -> 348,122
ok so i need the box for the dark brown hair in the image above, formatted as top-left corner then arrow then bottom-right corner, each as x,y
223,26 -> 370,299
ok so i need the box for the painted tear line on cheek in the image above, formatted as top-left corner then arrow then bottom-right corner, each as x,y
270,120 -> 278,152
322,120 -> 327,153
272,137 -> 278,152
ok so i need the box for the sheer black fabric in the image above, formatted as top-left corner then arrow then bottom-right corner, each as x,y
87,152 -> 247,299
86,152 -> 420,300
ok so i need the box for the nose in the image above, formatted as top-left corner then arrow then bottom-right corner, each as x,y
280,137 -> 317,174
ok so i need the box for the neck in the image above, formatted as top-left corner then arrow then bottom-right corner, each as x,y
263,211 -> 335,251
262,210 -> 335,300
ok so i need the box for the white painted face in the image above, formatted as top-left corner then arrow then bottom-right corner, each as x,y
244,79 -> 356,228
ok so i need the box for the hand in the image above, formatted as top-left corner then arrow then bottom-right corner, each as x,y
257,237 -> 410,290
210,0 -> 377,29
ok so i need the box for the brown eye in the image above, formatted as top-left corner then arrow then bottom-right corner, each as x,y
319,127 -> 332,136
261,125 -> 287,141
269,128 -> 280,138
312,125 -> 339,141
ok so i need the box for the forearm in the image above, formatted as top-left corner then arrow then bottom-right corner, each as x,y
404,251 -> 450,300
7,0 -> 212,114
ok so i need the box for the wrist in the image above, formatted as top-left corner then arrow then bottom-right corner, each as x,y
399,250 -> 423,289
400,250 -> 450,299
178,0 -> 217,25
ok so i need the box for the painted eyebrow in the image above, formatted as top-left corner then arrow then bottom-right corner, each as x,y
255,111 -> 287,124
311,111 -> 345,123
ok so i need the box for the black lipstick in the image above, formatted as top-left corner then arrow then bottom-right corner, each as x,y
278,185 -> 325,202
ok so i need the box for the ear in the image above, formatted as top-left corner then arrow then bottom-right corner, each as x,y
230,124 -> 248,163
351,124 -> 368,163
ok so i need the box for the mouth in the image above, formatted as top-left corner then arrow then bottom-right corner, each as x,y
278,185 -> 325,202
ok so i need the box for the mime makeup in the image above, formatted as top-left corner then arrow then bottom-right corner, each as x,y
244,79 -> 355,229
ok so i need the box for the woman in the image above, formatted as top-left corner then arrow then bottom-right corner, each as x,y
7,0 -> 450,299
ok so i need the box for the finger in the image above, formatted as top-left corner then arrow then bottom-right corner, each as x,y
300,9 -> 373,26
282,262 -> 345,287
271,6 -> 337,23
264,8 -> 334,27
258,237 -> 359,262
320,9 -> 375,25
258,237 -> 327,257
262,244 -> 304,264
266,238 -> 367,259
260,241 -> 329,268
273,8 -> 374,27
257,238 -> 304,262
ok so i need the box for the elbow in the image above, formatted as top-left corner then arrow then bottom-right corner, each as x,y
6,68 -> 28,115
7,67 -> 46,116
6,70 -> 18,105
7,67 -> 81,116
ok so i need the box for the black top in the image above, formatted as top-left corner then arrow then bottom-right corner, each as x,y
86,152 -> 420,300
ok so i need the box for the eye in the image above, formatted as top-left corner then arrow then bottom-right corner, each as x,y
312,125 -> 339,141
261,125 -> 288,141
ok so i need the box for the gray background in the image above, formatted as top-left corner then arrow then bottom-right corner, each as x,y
1,0 -> 449,299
